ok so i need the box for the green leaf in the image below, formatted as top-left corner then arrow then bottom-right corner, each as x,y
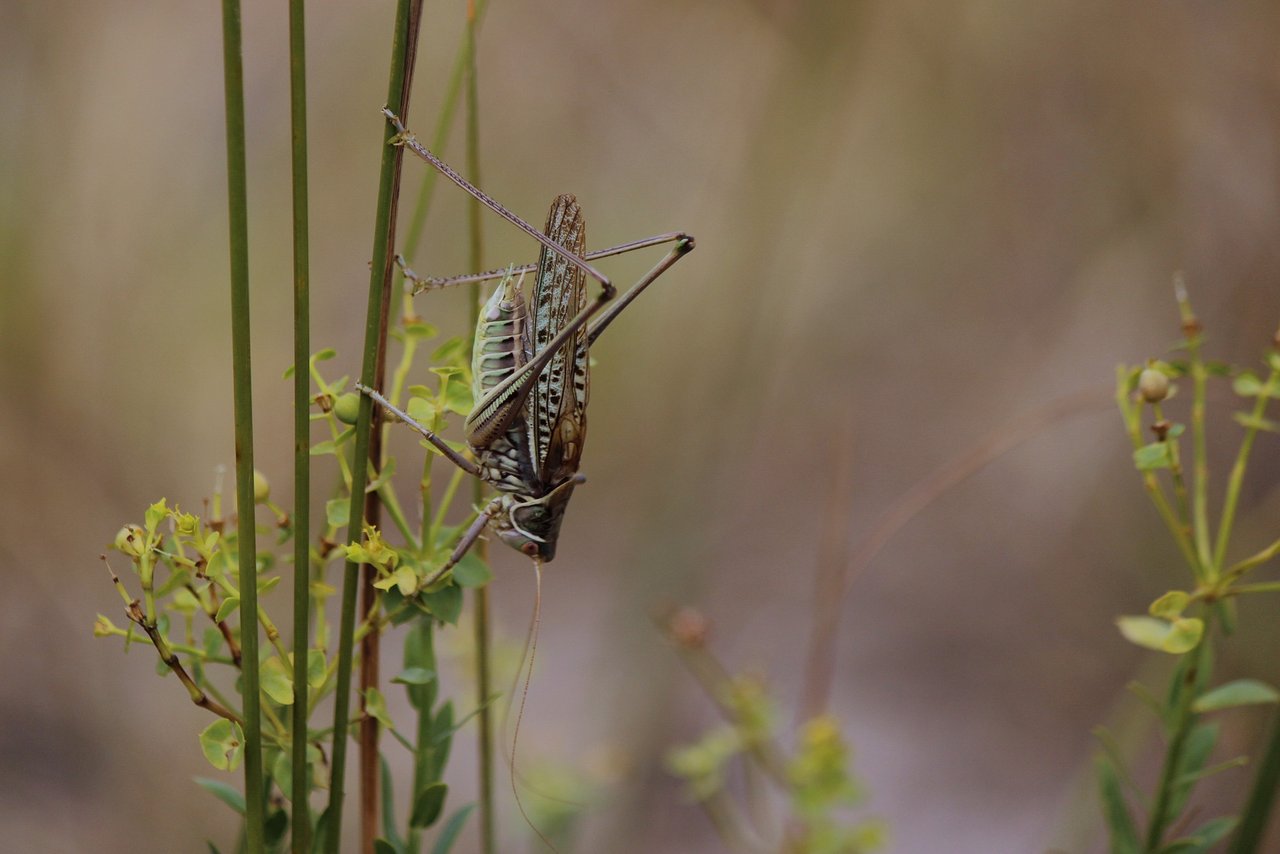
171,587 -> 201,615
194,777 -> 246,814
261,656 -> 295,705
1096,755 -> 1140,854
381,588 -> 421,626
1134,442 -> 1172,471
1193,679 -> 1280,713
272,750 -> 293,802
379,754 -> 405,853
311,439 -> 339,456
258,575 -> 282,595
308,649 -> 327,688
392,667 -> 437,686
404,619 -> 437,712
1233,372 -> 1264,396
374,840 -> 400,854
407,396 -> 438,425
442,380 -> 473,416
198,719 -> 244,771
1167,618 -> 1205,653
1117,616 -> 1203,654
410,782 -> 448,828
451,552 -> 492,588
429,804 -> 476,854
1231,371 -> 1280,399
404,320 -> 438,340
1149,591 -> 1190,620
1117,616 -> 1173,651
366,456 -> 398,493
311,427 -> 356,456
372,565 -> 418,597
1233,412 -> 1280,433
325,499 -> 349,528
364,687 -> 394,729
432,702 -> 458,769
420,583 -> 463,625
431,337 -> 469,366
264,807 -> 288,847
202,627 -> 223,657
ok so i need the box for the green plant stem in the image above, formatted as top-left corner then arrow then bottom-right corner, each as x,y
1144,625 -> 1213,850
1152,402 -> 1192,529
405,619 -> 439,852
1176,291 -> 1214,576
1117,374 -> 1200,576
1228,581 -> 1280,596
376,476 -> 420,549
430,468 -> 467,541
287,0 -> 313,845
132,604 -> 243,724
462,6 -> 496,850
219,1 -> 265,849
1214,369 -> 1278,572
1220,536 -> 1280,588
326,2 -> 419,850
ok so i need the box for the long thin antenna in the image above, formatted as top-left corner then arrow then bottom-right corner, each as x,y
510,561 -> 559,852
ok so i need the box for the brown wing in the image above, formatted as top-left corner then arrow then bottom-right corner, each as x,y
526,194 -> 589,490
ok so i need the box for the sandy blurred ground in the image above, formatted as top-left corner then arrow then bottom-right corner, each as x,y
4,0 -> 1280,851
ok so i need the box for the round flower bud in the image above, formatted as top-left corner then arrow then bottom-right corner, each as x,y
333,392 -> 361,425
1138,368 -> 1170,403
114,524 -> 146,559
253,470 -> 271,504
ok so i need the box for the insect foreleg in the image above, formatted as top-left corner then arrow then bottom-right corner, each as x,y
356,383 -> 483,479
421,496 -> 504,586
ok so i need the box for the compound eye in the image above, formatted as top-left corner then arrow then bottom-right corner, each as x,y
521,542 -> 539,556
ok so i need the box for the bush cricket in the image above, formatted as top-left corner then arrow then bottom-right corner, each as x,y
360,108 -> 695,579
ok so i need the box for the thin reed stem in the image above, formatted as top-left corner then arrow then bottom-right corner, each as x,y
287,0 -> 312,848
326,2 -> 421,850
463,4 -> 496,850
218,1 -> 264,849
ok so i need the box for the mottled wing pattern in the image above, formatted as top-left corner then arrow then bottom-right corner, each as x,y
527,194 -> 589,490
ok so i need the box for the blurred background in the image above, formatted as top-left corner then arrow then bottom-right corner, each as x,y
4,0 -> 1280,851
